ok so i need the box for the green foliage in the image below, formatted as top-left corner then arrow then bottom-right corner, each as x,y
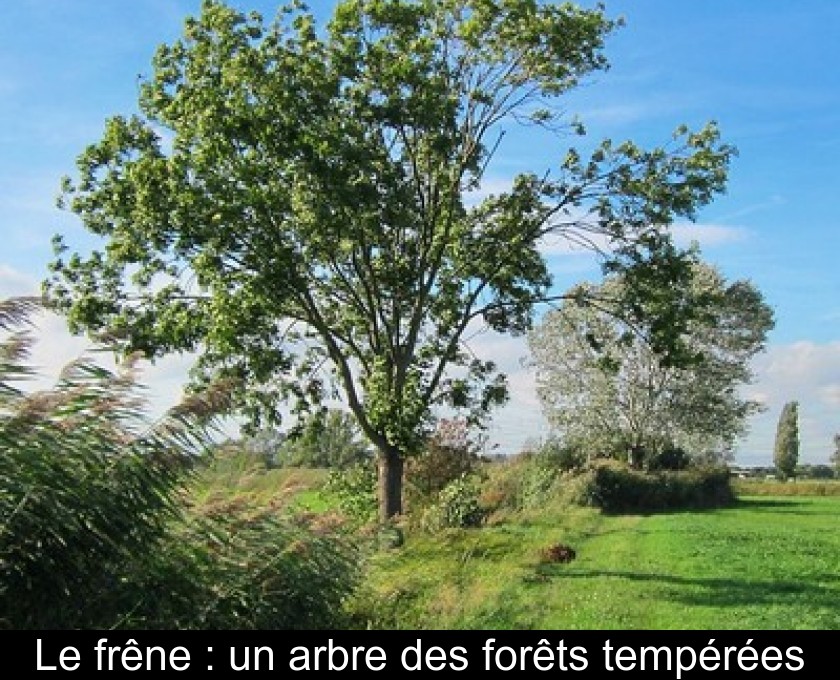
421,474 -> 485,530
242,429 -> 285,468
646,445 -> 691,471
535,436 -> 587,472
517,454 -> 562,510
0,298 -> 356,629
149,501 -> 357,629
189,446 -> 329,510
276,409 -> 371,469
773,401 -> 799,480
479,453 -> 562,514
46,0 -> 736,519
569,461 -> 734,512
0,299 -> 212,628
799,464 -> 835,480
323,462 -> 378,525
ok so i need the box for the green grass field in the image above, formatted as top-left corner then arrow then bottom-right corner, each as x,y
355,496 -> 840,629
187,454 -> 839,630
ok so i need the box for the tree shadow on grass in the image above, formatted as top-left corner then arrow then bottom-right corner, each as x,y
542,567 -> 840,613
733,497 -> 807,508
731,497 -> 839,518
599,497 -> 835,518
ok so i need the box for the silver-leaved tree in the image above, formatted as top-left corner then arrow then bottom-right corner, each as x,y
529,262 -> 774,467
46,0 -> 734,520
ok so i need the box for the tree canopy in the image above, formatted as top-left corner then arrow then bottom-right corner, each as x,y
528,261 -> 774,467
45,0 -> 734,519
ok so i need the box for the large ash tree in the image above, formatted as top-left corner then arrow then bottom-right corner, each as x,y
45,0 -> 734,520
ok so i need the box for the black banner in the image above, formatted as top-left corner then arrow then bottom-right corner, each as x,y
9,630 -> 835,676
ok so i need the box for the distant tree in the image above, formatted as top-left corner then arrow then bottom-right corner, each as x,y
830,434 -> 840,478
773,401 -> 799,480
244,428 -> 286,467
277,409 -> 371,468
528,261 -> 774,467
801,464 -> 835,480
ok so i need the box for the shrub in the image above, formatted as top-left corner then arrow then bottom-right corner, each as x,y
322,462 -> 378,525
405,419 -> 480,502
519,462 -> 560,509
568,460 -> 734,512
536,436 -> 586,472
479,453 -> 562,514
646,445 -> 691,471
421,474 -> 485,530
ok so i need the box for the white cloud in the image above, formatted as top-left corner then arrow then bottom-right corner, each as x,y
576,102 -> 657,127
539,221 -> 748,258
752,341 -> 840,394
573,90 -> 701,129
463,177 -> 516,206
715,195 -> 786,223
819,384 -> 840,407
0,264 -> 38,298
0,172 -> 85,254
460,327 -> 547,453
3,308 -> 194,424
670,223 -> 749,247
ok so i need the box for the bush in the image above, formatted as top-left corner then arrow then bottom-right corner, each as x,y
646,445 -> 691,471
536,437 -> 586,472
0,298 -> 358,629
568,460 -> 734,512
797,464 -> 835,480
405,419 -> 480,504
322,462 -> 378,525
479,453 -> 562,514
421,474 -> 485,530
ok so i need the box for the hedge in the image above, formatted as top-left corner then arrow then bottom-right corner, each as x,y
570,461 -> 734,512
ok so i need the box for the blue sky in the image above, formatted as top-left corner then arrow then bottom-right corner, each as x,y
1,1 -> 839,465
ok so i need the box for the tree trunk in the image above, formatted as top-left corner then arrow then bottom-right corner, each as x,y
628,445 -> 644,470
377,444 -> 404,522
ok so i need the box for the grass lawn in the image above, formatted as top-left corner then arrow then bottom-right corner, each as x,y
357,496 -> 840,629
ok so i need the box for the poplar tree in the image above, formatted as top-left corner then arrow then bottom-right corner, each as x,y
773,401 -> 799,479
